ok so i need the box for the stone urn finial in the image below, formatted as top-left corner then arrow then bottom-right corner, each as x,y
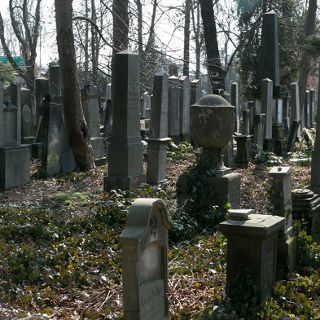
191,94 -> 235,175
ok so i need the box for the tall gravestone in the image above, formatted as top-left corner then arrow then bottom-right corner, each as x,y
21,87 -> 34,144
231,82 -> 240,133
120,198 -> 173,320
168,76 -> 181,144
269,166 -> 296,275
290,82 -> 300,139
179,76 -> 191,141
190,79 -> 202,105
35,76 -> 49,126
81,85 -> 105,162
40,65 -> 76,176
146,71 -> 171,184
261,78 -> 273,149
0,83 -> 30,189
283,91 -> 290,132
253,113 -> 266,154
304,90 -> 311,128
104,51 -> 145,191
310,89 -> 316,128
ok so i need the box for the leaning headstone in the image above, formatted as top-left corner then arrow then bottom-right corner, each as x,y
120,198 -> 173,320
220,209 -> 284,303
190,79 -> 202,105
179,76 -> 191,141
269,166 -> 296,274
261,78 -> 273,147
81,85 -> 105,162
231,82 -> 240,133
0,83 -> 30,189
104,51 -> 145,191
21,87 -> 34,144
168,76 -> 181,144
147,72 -> 171,184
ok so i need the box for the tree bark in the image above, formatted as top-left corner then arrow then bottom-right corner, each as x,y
183,0 -> 191,76
55,0 -> 95,171
311,59 -> 320,191
298,0 -> 317,124
199,0 -> 224,91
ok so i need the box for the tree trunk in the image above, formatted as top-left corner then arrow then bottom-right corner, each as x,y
55,0 -> 95,171
199,0 -> 224,91
91,0 -> 99,86
310,60 -> 320,191
298,0 -> 317,125
183,0 -> 191,76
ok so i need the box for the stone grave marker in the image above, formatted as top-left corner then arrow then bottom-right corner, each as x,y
35,76 -> 49,126
81,84 -> 105,162
282,91 -> 290,132
104,50 -> 145,191
290,82 -> 300,138
0,82 -> 30,189
269,166 -> 296,274
120,198 -> 173,320
286,120 -> 300,153
146,71 -> 171,184
190,79 -> 202,105
253,113 -> 266,153
49,64 -> 62,102
179,76 -> 191,141
168,76 -> 181,144
310,89 -> 316,128
231,82 -> 240,133
242,109 -> 250,135
220,209 -> 284,303
21,87 -> 34,144
261,78 -> 273,143
304,90 -> 311,128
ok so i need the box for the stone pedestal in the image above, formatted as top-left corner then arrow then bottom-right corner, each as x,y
0,145 -> 30,189
146,138 -> 171,184
292,189 -> 320,243
220,210 -> 284,303
235,135 -> 251,167
269,166 -> 296,274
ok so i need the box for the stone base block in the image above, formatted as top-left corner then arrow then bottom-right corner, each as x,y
91,136 -> 105,159
104,174 -> 145,192
277,236 -> 297,278
146,138 -> 171,184
0,146 -> 30,189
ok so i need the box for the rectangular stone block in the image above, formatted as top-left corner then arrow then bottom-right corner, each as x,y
0,145 -> 30,189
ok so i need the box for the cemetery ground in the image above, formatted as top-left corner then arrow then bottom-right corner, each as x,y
0,141 -> 320,320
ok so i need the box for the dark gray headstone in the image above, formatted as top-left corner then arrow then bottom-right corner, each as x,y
179,76 -> 191,140
190,79 -> 202,105
231,82 -> 240,133
168,76 -> 180,143
21,87 -> 34,144
261,78 -> 273,140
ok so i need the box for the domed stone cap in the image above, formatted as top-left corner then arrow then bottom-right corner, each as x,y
194,94 -> 233,108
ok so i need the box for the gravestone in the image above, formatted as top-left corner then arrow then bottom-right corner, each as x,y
168,76 -> 181,144
179,76 -> 191,141
282,92 -> 290,132
247,101 -> 254,131
35,76 -> 49,126
258,11 -> 280,92
231,82 -> 240,133
292,189 -> 320,243
190,79 -> 202,105
141,91 -> 152,119
286,120 -> 300,153
220,209 -> 284,303
310,89 -> 316,128
147,71 -> 171,184
290,82 -> 300,124
120,198 -> 173,320
242,109 -> 250,135
269,166 -> 296,274
21,87 -> 34,144
104,51 -> 145,191
49,64 -> 62,102
81,85 -> 105,162
0,83 -> 30,189
41,101 -> 76,176
253,113 -> 266,154
235,135 -> 251,167
304,90 -> 311,128
104,84 -> 113,140
261,78 -> 273,148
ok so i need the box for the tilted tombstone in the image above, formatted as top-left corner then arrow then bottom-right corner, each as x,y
81,84 -> 105,161
0,83 -> 30,189
168,76 -> 181,144
269,166 -> 296,274
21,87 -> 34,144
231,82 -> 240,133
146,71 -> 171,184
104,50 -> 145,191
120,198 -> 173,320
179,76 -> 191,141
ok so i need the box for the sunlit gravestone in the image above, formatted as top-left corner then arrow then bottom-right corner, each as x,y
120,198 -> 173,320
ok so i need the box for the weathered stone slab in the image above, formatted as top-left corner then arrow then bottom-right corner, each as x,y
179,76 -> 191,140
120,198 -> 173,320
21,87 -> 34,144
